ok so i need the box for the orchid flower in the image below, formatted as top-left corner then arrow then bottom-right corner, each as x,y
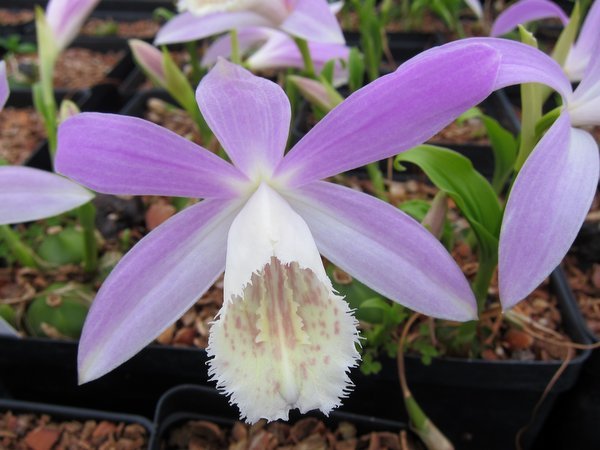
56,39 -> 571,422
491,0 -> 600,81
201,27 -> 350,85
45,0 -> 101,53
155,0 -> 344,46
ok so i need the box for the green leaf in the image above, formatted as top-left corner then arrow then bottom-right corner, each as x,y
395,145 -> 501,260
348,48 -> 365,92
480,115 -> 518,193
327,265 -> 388,323
398,199 -> 454,250
319,59 -> 335,85
552,1 -> 581,67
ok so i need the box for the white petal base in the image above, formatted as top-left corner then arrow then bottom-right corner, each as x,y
207,256 -> 360,423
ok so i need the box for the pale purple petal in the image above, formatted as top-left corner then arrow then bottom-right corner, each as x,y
499,113 -> 599,309
196,59 -> 290,177
572,0 -> 600,60
129,39 -> 166,85
329,1 -> 344,15
491,0 -> 568,37
566,0 -> 600,81
465,0 -> 483,19
78,198 -> 243,383
275,42 -> 502,187
0,167 -> 93,225
56,113 -> 247,198
201,27 -> 277,67
0,61 -> 8,110
46,0 -> 101,51
280,0 -> 345,44
284,181 -> 477,320
569,46 -> 600,126
154,11 -> 271,45
247,32 -> 349,82
444,37 -> 572,98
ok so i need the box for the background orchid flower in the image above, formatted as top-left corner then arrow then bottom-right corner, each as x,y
155,0 -> 344,46
491,0 -> 600,82
46,0 -> 101,52
201,27 -> 350,85
56,38 -> 572,421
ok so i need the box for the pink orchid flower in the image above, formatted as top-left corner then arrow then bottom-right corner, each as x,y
56,39 -> 571,422
155,0 -> 344,46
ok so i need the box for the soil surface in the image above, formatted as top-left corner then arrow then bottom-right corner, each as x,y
164,417 -> 421,450
0,410 -> 148,450
0,9 -> 33,25
13,48 -> 124,89
0,106 -> 45,164
81,18 -> 160,39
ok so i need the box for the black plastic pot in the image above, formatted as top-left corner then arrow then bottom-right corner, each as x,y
0,397 -> 153,446
150,384 -> 413,450
532,219 -> 600,450
341,268 -> 591,450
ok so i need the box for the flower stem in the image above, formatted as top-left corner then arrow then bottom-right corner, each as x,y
230,29 -> 241,65
366,162 -> 387,201
294,37 -> 316,79
472,254 -> 497,313
0,225 -> 39,268
78,201 -> 98,273
397,313 -> 454,450
185,41 -> 203,86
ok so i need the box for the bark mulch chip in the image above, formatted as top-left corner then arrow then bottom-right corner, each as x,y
164,418 -> 419,450
14,48 -> 124,90
0,411 -> 148,450
0,9 -> 34,25
0,106 -> 45,164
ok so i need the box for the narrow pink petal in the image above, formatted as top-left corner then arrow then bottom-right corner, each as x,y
499,113 -> 600,309
201,27 -> 277,67
0,167 -> 93,225
154,11 -> 271,45
444,37 -> 572,98
284,182 -> 477,321
196,59 -> 290,178
275,42 -> 502,187
0,61 -> 8,110
46,0 -> 101,50
78,198 -> 243,383
491,0 -> 568,37
56,113 -> 247,198
280,0 -> 345,44
129,39 -> 166,85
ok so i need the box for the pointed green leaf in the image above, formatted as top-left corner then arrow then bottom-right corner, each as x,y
395,145 -> 501,260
